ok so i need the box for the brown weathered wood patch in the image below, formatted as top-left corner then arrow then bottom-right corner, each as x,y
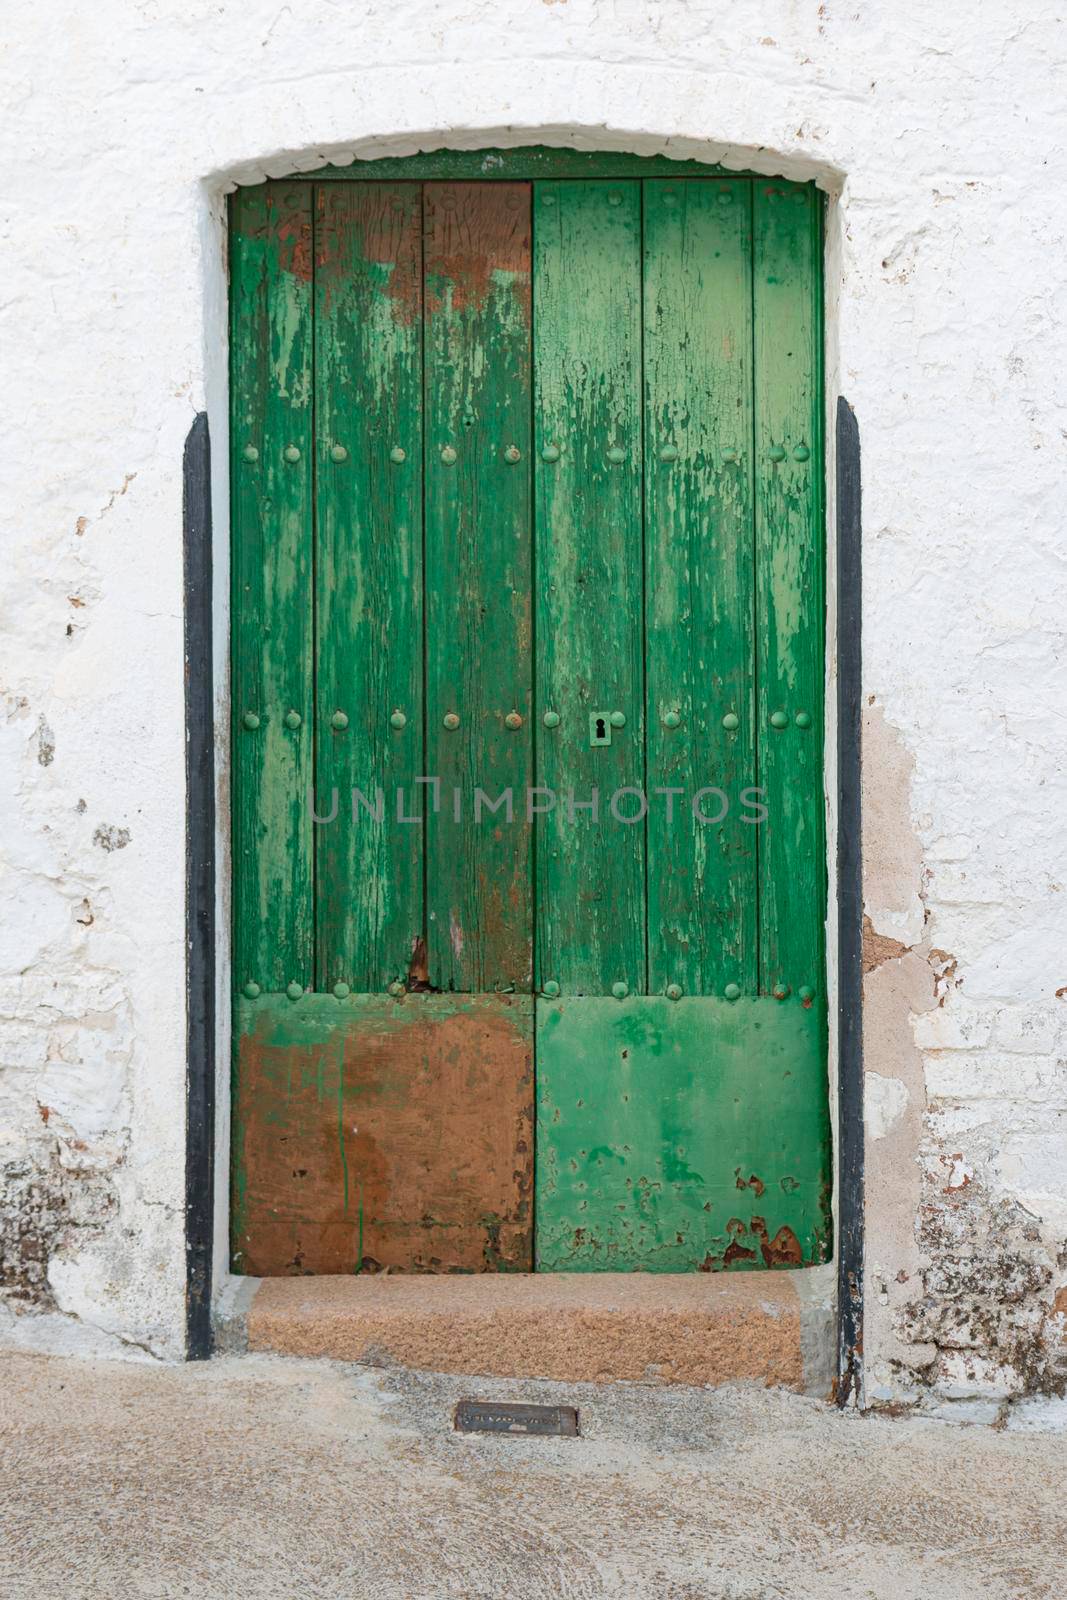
233,993 -> 533,1276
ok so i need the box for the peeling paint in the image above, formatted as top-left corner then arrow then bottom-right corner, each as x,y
91,825 -> 130,852
273,195 -> 313,282
35,717 -> 55,767
0,1148 -> 118,1309
865,1074 -> 909,1141
423,183 -> 531,318
900,1180 -> 1067,1402
862,688 -> 1067,1411
862,915 -> 909,974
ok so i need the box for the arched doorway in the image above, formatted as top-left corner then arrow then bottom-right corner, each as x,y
228,148 -> 829,1277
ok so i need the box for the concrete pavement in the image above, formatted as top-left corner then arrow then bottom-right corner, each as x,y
1,1347 -> 1065,1599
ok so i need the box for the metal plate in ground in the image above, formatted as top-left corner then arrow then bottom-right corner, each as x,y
454,1400 -> 579,1436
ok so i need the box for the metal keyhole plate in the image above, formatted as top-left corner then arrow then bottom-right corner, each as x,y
589,712 -> 612,747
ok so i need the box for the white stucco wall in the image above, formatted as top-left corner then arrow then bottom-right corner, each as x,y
2,1 -> 1065,1401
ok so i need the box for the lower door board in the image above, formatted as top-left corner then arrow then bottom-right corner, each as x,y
534,996 -> 831,1272
233,992 -> 534,1275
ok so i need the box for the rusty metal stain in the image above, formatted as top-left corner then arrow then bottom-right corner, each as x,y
406,936 -> 432,991
271,193 -> 313,282
423,183 -> 531,319
233,993 -> 533,1276
751,1216 -> 804,1268
316,184 -> 422,324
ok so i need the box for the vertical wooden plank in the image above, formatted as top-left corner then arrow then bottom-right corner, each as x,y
424,182 -> 533,992
753,182 -> 825,998
230,183 -> 314,994
643,178 -> 757,997
314,183 -> 424,993
534,180 -> 645,995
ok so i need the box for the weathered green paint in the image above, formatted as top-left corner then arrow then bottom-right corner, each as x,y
298,148 -> 732,182
424,183 -> 534,991
230,183 -> 314,992
314,183 -> 425,992
533,180 -> 645,994
753,181 -> 825,999
643,177 -> 757,996
230,163 -> 829,1276
535,995 -> 831,1271
232,991 -> 534,1275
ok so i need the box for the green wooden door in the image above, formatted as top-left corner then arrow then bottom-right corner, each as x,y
230,156 -> 830,1278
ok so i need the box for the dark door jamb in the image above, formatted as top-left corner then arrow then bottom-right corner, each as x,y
834,396 -> 864,1405
184,410 -> 215,1360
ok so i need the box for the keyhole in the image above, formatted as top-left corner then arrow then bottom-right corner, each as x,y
589,710 -> 612,747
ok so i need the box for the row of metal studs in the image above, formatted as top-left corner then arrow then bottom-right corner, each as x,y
240,708 -> 813,730
241,979 -> 816,1003
241,441 -> 811,465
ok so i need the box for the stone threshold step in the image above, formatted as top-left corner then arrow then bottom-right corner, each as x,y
219,1268 -> 835,1394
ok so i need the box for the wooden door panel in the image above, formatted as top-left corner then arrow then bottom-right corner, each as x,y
643,177 -> 758,997
231,184 -> 314,994
424,183 -> 534,993
753,182 -> 825,1002
234,992 -> 533,1275
230,168 -> 828,1279
535,994 -> 830,1272
314,183 -> 425,994
533,180 -> 646,996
